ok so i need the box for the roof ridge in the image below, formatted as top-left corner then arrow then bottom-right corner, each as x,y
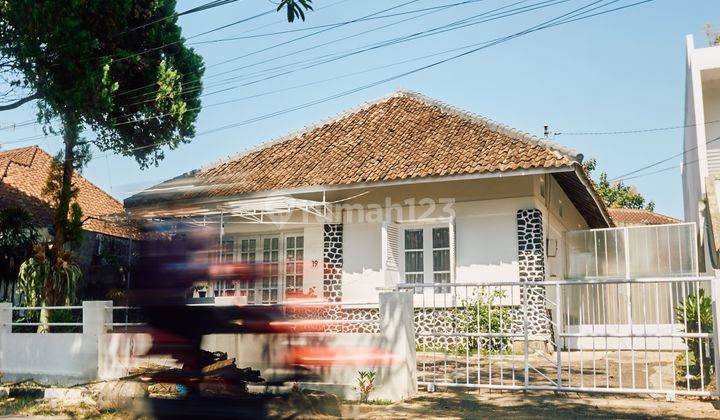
394,89 -> 581,162
0,145 -> 39,179
199,89 -> 580,174
3,145 -> 123,211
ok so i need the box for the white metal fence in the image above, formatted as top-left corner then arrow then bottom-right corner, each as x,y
399,277 -> 719,397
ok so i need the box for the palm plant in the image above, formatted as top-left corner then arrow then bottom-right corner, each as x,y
17,244 -> 81,332
0,208 -> 38,301
675,289 -> 714,383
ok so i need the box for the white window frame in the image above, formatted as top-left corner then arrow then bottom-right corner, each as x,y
400,222 -> 454,294
214,238 -> 236,297
221,231 -> 304,304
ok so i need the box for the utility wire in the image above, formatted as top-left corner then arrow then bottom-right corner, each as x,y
126,0 -> 564,106
2,0 -> 653,151
608,133 -> 720,182
6,0 -> 565,134
114,0 -> 422,99
87,0 -> 655,159
557,119 -> 720,136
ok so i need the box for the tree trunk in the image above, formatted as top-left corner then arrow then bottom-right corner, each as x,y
52,114 -> 79,254
41,112 -> 81,333
37,307 -> 50,334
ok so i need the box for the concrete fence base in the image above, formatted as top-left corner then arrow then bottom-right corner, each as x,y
0,292 -> 417,402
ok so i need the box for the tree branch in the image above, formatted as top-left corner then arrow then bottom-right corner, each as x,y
0,92 -> 38,111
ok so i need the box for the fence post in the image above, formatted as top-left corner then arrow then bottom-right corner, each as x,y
555,283 -> 563,389
0,301 -> 10,363
0,302 -> 11,334
711,276 -> 720,394
377,291 -> 417,401
83,300 -> 113,335
82,301 -> 113,381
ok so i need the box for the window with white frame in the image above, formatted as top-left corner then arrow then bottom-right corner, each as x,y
402,225 -> 452,294
432,227 -> 451,293
261,237 -> 280,303
237,238 -> 256,302
214,239 -> 236,296
285,235 -> 304,297
403,229 -> 424,293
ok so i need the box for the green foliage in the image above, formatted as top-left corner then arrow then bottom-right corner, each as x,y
356,370 -> 376,403
675,289 -> 714,384
0,0 -> 205,168
42,155 -> 84,248
277,0 -> 314,22
17,245 -> 81,308
0,208 -> 38,301
706,24 -> 720,46
583,158 -> 655,211
448,288 -> 512,353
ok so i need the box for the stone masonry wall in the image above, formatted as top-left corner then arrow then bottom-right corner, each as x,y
323,224 -> 343,302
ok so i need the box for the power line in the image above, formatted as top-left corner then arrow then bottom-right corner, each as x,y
188,0 -> 490,46
608,133 -> 720,182
125,0 -> 568,107
2,0 -> 653,153
87,0 -> 655,159
557,119 -> 720,136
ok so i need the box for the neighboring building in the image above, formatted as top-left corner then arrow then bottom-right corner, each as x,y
682,34 -> 720,272
607,208 -> 681,227
0,145 -> 135,299
126,90 -> 611,321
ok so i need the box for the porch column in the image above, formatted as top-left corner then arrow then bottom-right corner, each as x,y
516,209 -> 552,350
323,223 -> 343,302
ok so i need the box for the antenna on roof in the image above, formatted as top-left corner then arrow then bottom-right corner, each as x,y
543,124 -> 550,139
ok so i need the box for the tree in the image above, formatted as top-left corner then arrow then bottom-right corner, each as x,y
706,24 -> 720,47
0,208 -> 38,302
583,159 -> 655,211
0,1 -> 313,308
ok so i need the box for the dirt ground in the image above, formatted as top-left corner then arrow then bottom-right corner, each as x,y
346,390 -> 720,419
2,390 -> 718,419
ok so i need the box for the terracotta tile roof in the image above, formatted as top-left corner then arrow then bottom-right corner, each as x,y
0,145 -> 135,238
126,91 -> 611,227
608,208 -> 681,226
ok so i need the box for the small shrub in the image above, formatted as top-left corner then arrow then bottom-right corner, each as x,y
675,289 -> 714,386
450,287 -> 512,353
356,370 -> 376,403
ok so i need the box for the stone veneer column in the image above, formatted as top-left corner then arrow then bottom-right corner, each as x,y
516,209 -> 552,349
323,224 -> 343,302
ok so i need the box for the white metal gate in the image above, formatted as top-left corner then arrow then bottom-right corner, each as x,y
399,276 -> 719,397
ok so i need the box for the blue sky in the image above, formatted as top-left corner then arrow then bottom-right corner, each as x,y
0,0 -> 717,218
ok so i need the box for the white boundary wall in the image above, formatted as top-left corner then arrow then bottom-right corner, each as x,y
0,293 -> 417,402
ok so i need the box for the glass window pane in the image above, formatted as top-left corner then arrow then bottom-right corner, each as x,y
405,251 -> 423,272
287,237 -> 295,249
296,236 -> 304,248
286,250 -> 294,261
272,238 -> 279,248
264,238 -> 270,249
404,229 -> 423,250
296,250 -> 304,260
433,249 -> 450,271
433,227 -> 449,248
433,272 -> 451,293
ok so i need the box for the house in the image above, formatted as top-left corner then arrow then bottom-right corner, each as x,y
125,90 -> 612,342
607,208 -> 680,227
682,34 -> 720,272
0,145 -> 135,300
